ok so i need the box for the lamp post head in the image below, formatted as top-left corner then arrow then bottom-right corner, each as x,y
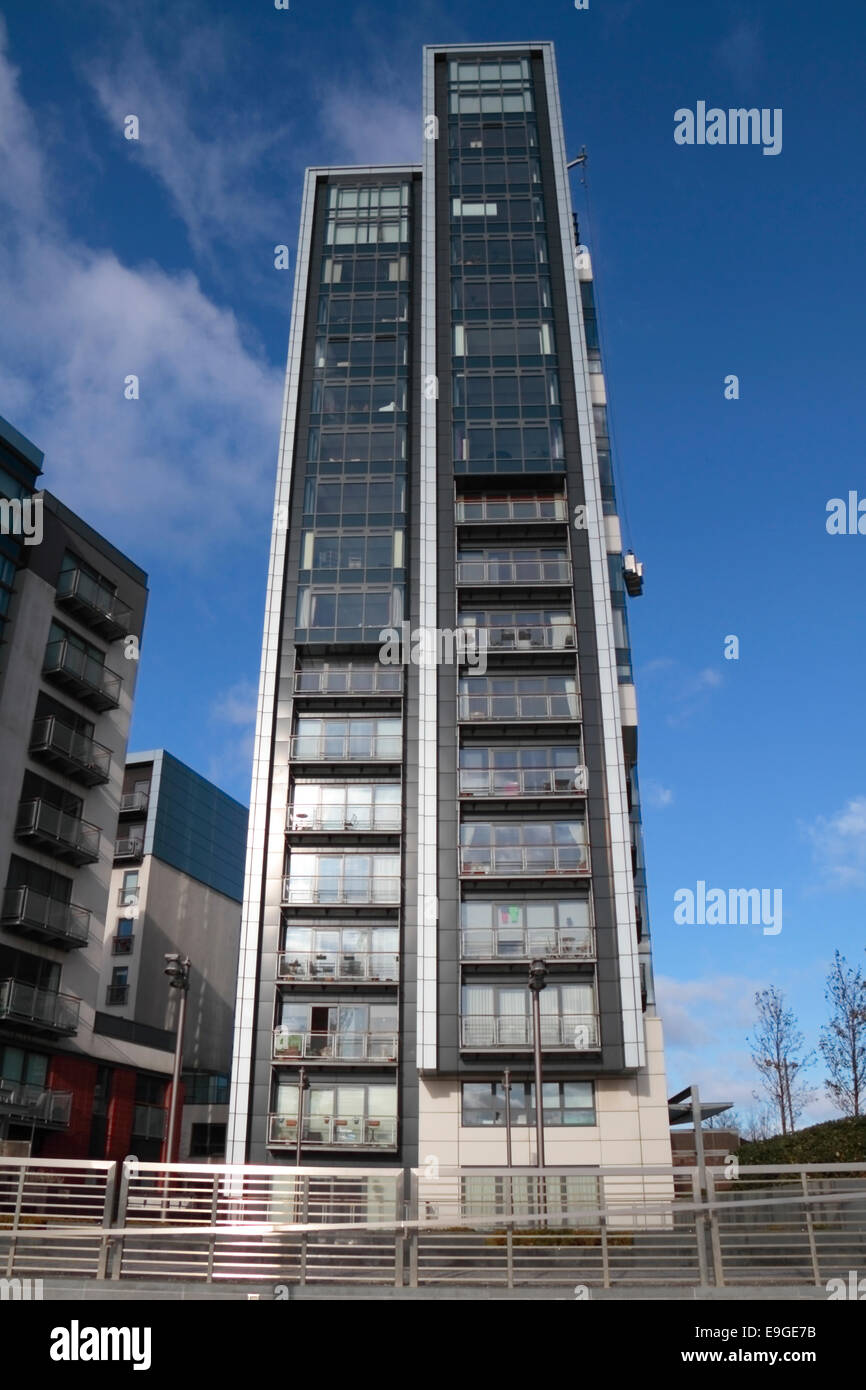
528,958 -> 548,993
164,953 -> 191,990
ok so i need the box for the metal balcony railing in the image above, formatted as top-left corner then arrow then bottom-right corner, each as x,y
277,951 -> 399,983
460,926 -> 595,961
282,875 -> 401,905
460,1014 -> 600,1049
114,838 -> 144,860
458,765 -> 587,798
0,1079 -> 73,1128
456,559 -> 571,584
43,639 -> 122,711
15,799 -> 101,865
267,1113 -> 398,1147
56,566 -> 132,639
273,1029 -> 399,1062
460,844 -> 589,876
460,625 -> 575,653
120,791 -> 149,814
293,669 -> 402,695
456,497 -> 568,523
290,735 -> 402,761
105,985 -> 129,1006
287,806 -> 402,832
117,888 -> 139,907
0,886 -> 90,949
29,716 -> 111,785
458,691 -> 581,722
0,979 -> 80,1035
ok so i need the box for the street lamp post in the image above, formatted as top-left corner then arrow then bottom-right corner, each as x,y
528,959 -> 548,1173
163,954 -> 190,1164
295,1066 -> 309,1167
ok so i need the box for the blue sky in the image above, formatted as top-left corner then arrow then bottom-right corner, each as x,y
1,0 -> 864,1124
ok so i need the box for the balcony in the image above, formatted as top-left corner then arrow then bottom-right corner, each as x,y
282,876 -> 401,906
287,806 -> 402,833
112,934 -> 135,955
461,926 -> 595,962
456,497 -> 568,524
268,1113 -> 397,1148
460,845 -> 589,877
43,639 -> 121,711
119,791 -> 149,815
459,764 -> 587,799
1,886 -> 90,950
456,559 -> 571,585
114,837 -> 144,861
277,951 -> 399,983
458,689 -> 581,723
117,887 -> 139,908
0,979 -> 80,1036
273,1029 -> 398,1062
293,668 -> 402,696
56,566 -> 132,640
15,799 -> 101,865
461,625 -> 575,654
460,1014 -> 600,1050
29,716 -> 111,786
0,1078 -> 73,1129
105,984 -> 129,1006
290,734 -> 402,762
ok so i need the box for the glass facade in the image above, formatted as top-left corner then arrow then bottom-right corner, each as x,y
229,43 -> 664,1170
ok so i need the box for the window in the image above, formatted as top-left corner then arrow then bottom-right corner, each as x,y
460,983 -> 597,1047
460,896 -> 592,959
272,1080 -> 398,1146
462,1080 -> 595,1127
119,871 -> 139,907
190,1123 -> 227,1158
0,1046 -> 48,1088
290,782 -> 401,832
107,967 -> 129,1005
182,1072 -> 230,1106
284,852 -> 401,905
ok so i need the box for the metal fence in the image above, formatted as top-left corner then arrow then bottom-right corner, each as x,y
1,1156 -> 865,1287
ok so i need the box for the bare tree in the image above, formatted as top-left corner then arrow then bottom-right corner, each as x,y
739,1101 -> 776,1143
701,1109 -> 742,1132
819,951 -> 866,1117
747,987 -> 816,1134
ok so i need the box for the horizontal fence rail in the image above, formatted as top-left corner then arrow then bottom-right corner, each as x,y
1,1159 -> 865,1288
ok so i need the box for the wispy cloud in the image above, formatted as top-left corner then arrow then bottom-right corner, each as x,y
315,85 -> 420,166
641,657 -> 723,725
0,17 -> 281,561
801,796 -> 866,890
211,679 -> 258,727
82,12 -> 289,262
715,19 -> 763,85
643,780 -> 674,809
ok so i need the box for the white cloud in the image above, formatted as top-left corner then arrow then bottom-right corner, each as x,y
0,18 -> 282,561
656,974 -> 760,1051
802,797 -> 866,889
211,679 -> 258,727
643,780 -> 674,809
83,14 -> 289,261
315,86 -> 420,167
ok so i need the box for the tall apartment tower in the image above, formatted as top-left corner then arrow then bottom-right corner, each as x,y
228,42 -> 671,1170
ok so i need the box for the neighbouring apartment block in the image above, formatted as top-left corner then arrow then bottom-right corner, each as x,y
0,414 -> 246,1161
